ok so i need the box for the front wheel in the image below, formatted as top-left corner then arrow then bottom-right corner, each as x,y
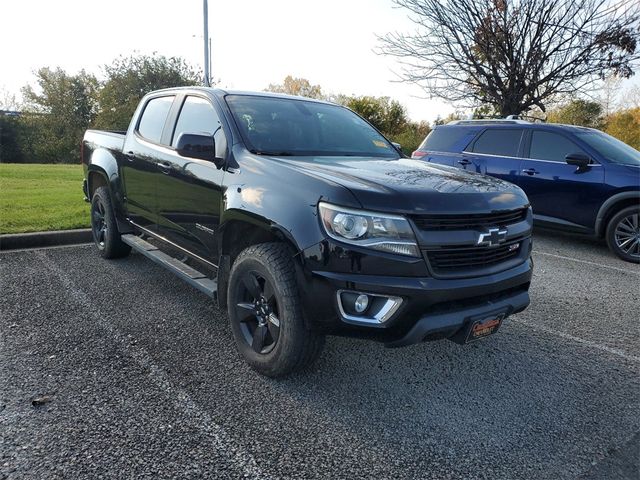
227,243 -> 325,377
90,186 -> 131,259
606,206 -> 640,263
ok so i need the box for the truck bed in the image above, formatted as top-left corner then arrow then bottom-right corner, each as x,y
83,129 -> 126,153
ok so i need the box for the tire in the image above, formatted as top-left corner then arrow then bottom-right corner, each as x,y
227,242 -> 325,377
605,205 -> 640,263
90,186 -> 131,259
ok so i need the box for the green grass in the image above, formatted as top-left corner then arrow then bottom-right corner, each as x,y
0,164 -> 90,234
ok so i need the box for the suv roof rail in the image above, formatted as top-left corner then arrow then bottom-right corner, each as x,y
506,114 -> 546,123
447,119 -> 530,125
447,114 -> 546,126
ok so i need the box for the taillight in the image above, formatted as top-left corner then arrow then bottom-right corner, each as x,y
412,150 -> 429,159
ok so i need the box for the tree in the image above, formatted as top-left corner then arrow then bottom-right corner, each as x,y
0,87 -> 20,111
433,112 -> 466,126
94,54 -> 200,130
379,0 -> 640,115
625,85 -> 640,109
0,116 -> 25,163
340,95 -> 409,136
390,120 -> 432,155
605,107 -> 640,149
599,75 -> 623,117
20,67 -> 99,163
266,76 -> 325,99
547,99 -> 604,128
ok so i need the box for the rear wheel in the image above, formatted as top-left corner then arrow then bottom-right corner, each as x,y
606,206 -> 640,263
90,186 -> 131,259
228,243 -> 325,377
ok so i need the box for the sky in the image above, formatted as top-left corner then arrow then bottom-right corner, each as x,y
0,0 -> 637,122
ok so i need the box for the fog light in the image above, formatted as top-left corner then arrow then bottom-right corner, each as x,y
354,294 -> 369,313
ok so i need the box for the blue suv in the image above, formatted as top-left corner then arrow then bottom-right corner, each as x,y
412,119 -> 640,262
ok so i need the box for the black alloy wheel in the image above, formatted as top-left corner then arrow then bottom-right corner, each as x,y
91,196 -> 108,250
90,186 -> 131,259
227,242 -> 325,377
234,270 -> 281,354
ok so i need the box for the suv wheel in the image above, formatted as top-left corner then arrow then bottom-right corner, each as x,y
228,243 -> 325,377
606,206 -> 640,263
90,186 -> 131,259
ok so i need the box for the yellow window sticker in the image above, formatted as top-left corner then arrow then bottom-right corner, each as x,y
373,140 -> 388,148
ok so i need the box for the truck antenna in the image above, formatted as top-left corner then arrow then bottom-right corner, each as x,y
203,0 -> 211,87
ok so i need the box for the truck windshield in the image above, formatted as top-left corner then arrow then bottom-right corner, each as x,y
575,130 -> 640,166
226,95 -> 398,158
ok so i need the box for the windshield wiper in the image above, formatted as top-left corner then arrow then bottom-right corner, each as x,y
249,149 -> 295,156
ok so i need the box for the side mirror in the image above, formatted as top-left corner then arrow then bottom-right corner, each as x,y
565,152 -> 591,168
176,133 -> 219,163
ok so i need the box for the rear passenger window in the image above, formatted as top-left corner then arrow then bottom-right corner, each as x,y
421,127 -> 475,153
471,129 -> 523,157
137,96 -> 174,143
530,131 -> 586,162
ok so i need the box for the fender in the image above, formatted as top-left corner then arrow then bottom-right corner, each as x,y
595,191 -> 640,236
86,147 -> 131,232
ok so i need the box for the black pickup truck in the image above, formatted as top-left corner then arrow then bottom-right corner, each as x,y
82,87 -> 533,377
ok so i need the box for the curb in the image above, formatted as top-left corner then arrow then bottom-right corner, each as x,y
0,228 -> 93,251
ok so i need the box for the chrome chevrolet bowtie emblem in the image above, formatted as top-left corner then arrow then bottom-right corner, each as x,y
477,227 -> 508,247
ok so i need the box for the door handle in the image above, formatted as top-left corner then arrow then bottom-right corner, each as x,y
457,159 -> 471,166
522,168 -> 539,175
156,161 -> 171,174
125,151 -> 135,162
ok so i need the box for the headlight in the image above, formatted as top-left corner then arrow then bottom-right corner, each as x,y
318,202 -> 420,257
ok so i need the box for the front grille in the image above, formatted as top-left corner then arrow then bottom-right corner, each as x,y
412,208 -> 527,231
425,241 -> 522,276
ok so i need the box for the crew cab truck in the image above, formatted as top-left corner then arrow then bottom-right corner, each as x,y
82,87 -> 533,377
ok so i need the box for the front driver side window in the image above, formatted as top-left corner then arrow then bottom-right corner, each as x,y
172,96 -> 226,158
530,131 -> 586,162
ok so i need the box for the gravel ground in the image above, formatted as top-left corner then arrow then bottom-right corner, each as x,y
1,230 -> 639,479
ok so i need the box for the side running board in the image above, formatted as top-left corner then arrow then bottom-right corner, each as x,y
121,234 -> 217,298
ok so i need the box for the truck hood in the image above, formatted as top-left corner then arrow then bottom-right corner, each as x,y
268,156 -> 530,214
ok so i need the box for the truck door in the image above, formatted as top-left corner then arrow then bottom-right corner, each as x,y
460,128 -> 524,185
517,130 -> 605,230
154,95 -> 227,263
121,95 -> 175,231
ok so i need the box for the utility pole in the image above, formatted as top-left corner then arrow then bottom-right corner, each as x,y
203,0 -> 210,87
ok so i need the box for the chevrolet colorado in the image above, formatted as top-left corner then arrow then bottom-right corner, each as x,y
82,87 -> 533,377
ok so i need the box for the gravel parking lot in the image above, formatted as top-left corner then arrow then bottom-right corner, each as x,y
1,231 -> 639,479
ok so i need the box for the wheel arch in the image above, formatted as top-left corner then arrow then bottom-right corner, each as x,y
216,211 -> 306,310
85,147 -> 131,233
595,191 -> 640,237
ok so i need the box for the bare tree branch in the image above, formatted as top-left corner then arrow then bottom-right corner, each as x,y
378,0 -> 640,114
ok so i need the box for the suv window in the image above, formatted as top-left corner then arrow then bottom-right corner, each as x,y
471,129 -> 523,157
420,127 -> 474,153
137,96 -> 174,143
530,130 -> 586,162
171,96 -> 227,157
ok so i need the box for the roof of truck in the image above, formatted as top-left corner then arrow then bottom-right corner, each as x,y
150,86 -> 336,105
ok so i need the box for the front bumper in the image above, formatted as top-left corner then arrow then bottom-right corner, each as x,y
299,256 -> 533,347
385,288 -> 529,347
